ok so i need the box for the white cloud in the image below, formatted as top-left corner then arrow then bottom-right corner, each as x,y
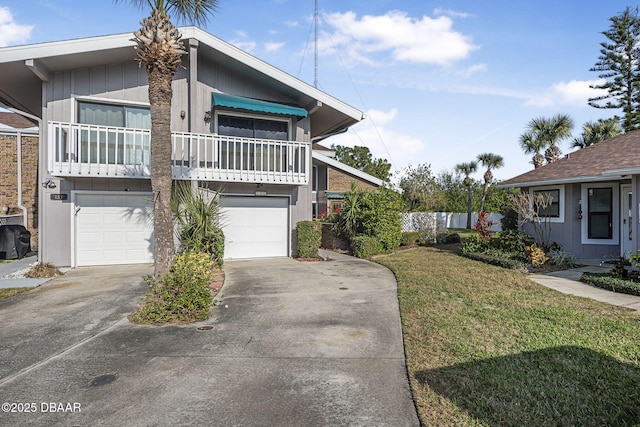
320,10 -> 478,66
455,63 -> 487,78
326,108 -> 425,172
265,41 -> 284,52
433,8 -> 471,19
0,7 -> 33,47
525,79 -> 608,107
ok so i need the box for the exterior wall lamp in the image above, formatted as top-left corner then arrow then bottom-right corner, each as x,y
2,206 -> 8,214
204,110 -> 212,124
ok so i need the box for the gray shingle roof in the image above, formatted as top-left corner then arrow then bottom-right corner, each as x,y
500,130 -> 640,187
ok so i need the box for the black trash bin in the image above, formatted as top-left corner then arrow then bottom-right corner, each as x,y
0,225 -> 32,260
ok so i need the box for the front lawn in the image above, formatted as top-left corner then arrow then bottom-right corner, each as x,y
0,288 -> 30,301
376,247 -> 640,427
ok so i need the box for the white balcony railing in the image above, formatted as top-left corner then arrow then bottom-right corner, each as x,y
48,121 -> 309,185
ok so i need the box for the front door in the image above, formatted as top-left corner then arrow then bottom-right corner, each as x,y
621,184 -> 633,257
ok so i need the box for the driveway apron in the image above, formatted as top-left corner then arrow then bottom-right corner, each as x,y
0,252 -> 419,426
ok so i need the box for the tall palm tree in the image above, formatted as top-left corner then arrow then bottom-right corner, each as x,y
572,118 -> 623,148
525,114 -> 574,164
455,161 -> 478,229
115,0 -> 218,277
477,153 -> 504,213
519,130 -> 545,169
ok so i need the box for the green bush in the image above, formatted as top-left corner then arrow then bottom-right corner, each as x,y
351,235 -> 384,258
334,184 -> 404,254
500,207 -> 519,231
462,252 -> 527,270
297,220 -> 322,258
492,229 -> 534,254
548,250 -> 578,269
581,272 -> 640,297
461,233 -> 487,254
401,231 -> 421,246
132,251 -> 214,324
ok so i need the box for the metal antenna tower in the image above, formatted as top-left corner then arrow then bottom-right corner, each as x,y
314,0 -> 318,88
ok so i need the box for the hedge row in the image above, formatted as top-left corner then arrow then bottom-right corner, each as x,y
580,272 -> 640,297
462,252 -> 527,271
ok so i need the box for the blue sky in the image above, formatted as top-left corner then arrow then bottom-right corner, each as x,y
0,1 -> 634,181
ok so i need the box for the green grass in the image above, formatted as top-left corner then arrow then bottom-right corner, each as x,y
0,287 -> 30,301
376,247 -> 640,427
447,227 -> 475,240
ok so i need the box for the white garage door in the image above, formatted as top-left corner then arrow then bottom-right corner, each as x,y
220,197 -> 288,259
75,193 -> 154,266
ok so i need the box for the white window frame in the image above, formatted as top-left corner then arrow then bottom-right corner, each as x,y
581,183 -> 619,245
72,96 -> 151,124
529,185 -> 565,223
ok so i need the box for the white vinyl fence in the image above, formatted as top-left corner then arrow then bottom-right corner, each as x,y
402,212 -> 503,235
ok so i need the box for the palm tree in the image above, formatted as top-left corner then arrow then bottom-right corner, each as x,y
455,161 -> 478,229
477,153 -> 504,213
519,131 -> 545,169
115,0 -> 219,277
520,114 -> 574,167
572,118 -> 623,148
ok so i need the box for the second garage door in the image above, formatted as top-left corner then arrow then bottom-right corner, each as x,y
220,197 -> 288,259
75,193 -> 154,266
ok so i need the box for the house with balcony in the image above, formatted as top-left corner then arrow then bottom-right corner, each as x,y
0,27 -> 364,267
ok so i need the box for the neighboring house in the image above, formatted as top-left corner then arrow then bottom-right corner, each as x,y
0,112 -> 39,249
0,28 -> 364,267
499,130 -> 640,259
311,143 -> 383,217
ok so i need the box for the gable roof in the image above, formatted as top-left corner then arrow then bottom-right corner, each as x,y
312,151 -> 384,187
0,27 -> 363,138
499,130 -> 640,187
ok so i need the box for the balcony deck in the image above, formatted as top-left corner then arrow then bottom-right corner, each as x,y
48,121 -> 309,185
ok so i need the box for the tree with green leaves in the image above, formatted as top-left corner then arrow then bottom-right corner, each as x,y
398,163 -> 444,211
571,118 -> 623,148
332,145 -> 392,182
115,0 -> 219,277
589,6 -> 640,132
519,114 -> 574,167
477,153 -> 504,213
455,161 -> 478,229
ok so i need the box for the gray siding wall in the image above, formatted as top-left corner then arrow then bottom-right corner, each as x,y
40,45 -> 312,265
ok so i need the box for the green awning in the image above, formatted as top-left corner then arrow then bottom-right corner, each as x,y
326,192 -> 345,200
212,93 -> 308,118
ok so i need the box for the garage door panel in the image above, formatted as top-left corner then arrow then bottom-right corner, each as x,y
220,197 -> 288,259
76,194 -> 154,266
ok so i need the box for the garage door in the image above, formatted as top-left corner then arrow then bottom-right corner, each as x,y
75,193 -> 154,266
220,197 -> 288,259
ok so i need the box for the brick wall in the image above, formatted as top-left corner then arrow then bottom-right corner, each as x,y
0,133 -> 39,249
327,168 -> 378,192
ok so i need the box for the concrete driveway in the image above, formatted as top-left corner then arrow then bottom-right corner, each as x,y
0,252 -> 419,426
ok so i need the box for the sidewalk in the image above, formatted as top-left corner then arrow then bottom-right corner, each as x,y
528,265 -> 640,311
0,254 -> 51,288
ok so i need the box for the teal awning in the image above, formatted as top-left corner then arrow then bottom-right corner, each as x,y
326,192 -> 345,200
212,93 -> 308,118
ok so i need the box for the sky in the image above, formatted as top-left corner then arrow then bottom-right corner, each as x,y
0,1 -> 635,182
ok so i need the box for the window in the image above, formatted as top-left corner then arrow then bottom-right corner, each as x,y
533,189 -> 560,217
77,101 -> 150,165
529,186 -> 564,223
588,187 -> 612,239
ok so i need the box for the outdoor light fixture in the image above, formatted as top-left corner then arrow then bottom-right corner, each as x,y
180,110 -> 186,120
2,206 -> 8,214
203,110 -> 212,123
30,204 -> 37,213
42,179 -> 56,189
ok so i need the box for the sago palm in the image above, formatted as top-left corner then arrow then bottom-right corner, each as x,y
455,161 -> 477,229
115,0 -> 219,277
477,152 -> 504,213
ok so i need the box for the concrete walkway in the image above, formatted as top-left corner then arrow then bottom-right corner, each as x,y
0,251 -> 419,426
0,254 -> 52,288
529,265 -> 640,311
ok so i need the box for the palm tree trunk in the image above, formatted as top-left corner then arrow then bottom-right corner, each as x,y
479,181 -> 489,213
148,67 -> 174,277
466,185 -> 473,229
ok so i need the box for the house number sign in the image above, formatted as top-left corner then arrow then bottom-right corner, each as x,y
50,194 -> 68,201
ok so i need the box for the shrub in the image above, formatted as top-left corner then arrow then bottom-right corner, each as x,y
492,229 -> 534,254
351,235 -> 384,258
401,231 -> 421,246
610,257 -> 632,278
581,272 -> 640,297
171,183 -> 225,267
525,244 -> 548,267
548,250 -> 578,269
297,220 -> 322,258
132,251 -> 214,324
501,207 -> 519,231
474,211 -> 494,244
462,252 -> 527,270
461,233 -> 487,254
